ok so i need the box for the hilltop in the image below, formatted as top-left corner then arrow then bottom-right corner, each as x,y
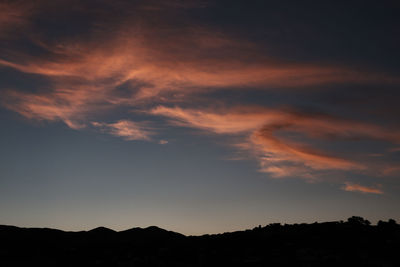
0,217 -> 399,266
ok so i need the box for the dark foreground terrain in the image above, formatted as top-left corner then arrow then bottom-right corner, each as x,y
1,217 -> 399,266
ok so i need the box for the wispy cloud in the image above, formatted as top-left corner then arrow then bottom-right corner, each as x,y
1,37 -> 396,99
150,106 -> 271,134
1,2 -> 398,131
1,86 -> 111,129
250,128 -> 363,177
151,105 -> 400,179
92,120 -> 152,141
1,0 -> 399,192
342,182 -> 383,194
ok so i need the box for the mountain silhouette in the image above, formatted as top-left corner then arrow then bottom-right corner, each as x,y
88,226 -> 116,234
121,225 -> 185,240
0,217 -> 399,266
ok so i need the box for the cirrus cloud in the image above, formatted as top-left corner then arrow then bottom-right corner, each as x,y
342,182 -> 383,194
92,120 -> 153,141
1,2 -> 399,131
1,0 -> 399,195
150,105 -> 400,180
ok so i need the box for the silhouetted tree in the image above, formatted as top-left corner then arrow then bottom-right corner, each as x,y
347,216 -> 371,226
378,219 -> 398,228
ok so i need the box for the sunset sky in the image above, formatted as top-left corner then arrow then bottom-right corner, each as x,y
1,0 -> 399,235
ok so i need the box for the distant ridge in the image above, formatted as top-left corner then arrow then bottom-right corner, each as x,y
0,224 -> 183,236
0,217 -> 399,266
120,225 -> 185,239
88,226 -> 116,234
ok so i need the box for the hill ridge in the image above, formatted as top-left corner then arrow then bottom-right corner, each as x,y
1,217 -> 399,266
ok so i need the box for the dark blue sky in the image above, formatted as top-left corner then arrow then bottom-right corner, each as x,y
0,0 -> 399,234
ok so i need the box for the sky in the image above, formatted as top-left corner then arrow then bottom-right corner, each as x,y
0,0 -> 399,235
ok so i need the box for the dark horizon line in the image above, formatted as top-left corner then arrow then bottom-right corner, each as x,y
1,216 -> 397,237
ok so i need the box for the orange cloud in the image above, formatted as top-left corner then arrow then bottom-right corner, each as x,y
1,40 -> 396,100
1,85 -> 113,129
342,182 -> 383,194
2,38 -> 398,134
250,129 -> 363,176
150,106 -> 279,134
284,114 -> 400,143
1,1 -> 399,136
92,120 -> 152,141
1,0 -> 399,185
151,105 -> 400,178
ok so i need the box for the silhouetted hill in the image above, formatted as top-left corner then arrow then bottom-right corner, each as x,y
121,226 -> 185,241
88,226 -> 116,234
1,217 -> 399,266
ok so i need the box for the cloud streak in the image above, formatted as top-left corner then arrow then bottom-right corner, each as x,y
0,0 -> 399,193
1,86 -> 111,129
92,120 -> 153,141
1,2 -> 398,130
342,182 -> 383,194
151,105 -> 400,179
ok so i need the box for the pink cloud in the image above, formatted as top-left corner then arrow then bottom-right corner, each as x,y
150,106 -> 276,134
342,182 -> 383,194
1,85 -> 112,129
1,15 -> 398,130
1,41 -> 396,101
0,0 -> 398,147
250,129 -> 363,176
1,0 -> 399,187
150,105 -> 400,178
92,120 -> 152,141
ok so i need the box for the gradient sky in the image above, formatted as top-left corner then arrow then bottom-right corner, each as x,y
1,0 -> 400,235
